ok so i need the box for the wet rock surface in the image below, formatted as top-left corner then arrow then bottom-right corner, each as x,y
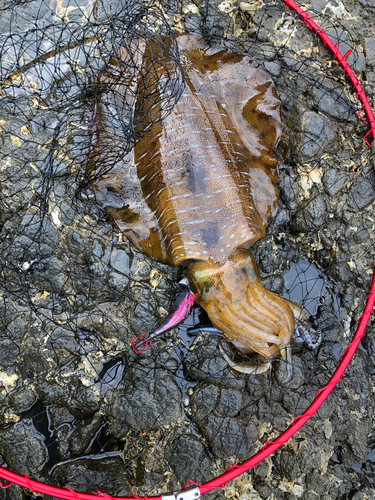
0,0 -> 375,499
104,360 -> 185,434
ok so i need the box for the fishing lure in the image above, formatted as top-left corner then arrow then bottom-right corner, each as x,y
130,288 -> 195,354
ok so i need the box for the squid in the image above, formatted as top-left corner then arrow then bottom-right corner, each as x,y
90,34 -> 315,382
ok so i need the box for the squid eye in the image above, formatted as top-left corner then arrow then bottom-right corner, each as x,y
189,271 -> 222,301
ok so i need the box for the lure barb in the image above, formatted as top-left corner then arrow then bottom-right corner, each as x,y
130,332 -> 153,354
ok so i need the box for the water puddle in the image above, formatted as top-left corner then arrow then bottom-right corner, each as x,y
49,450 -> 125,476
283,259 -> 340,317
351,463 -> 362,473
172,305 -> 203,396
21,400 -> 61,473
367,443 -> 375,463
97,356 -> 126,393
331,343 -> 343,361
85,423 -> 121,456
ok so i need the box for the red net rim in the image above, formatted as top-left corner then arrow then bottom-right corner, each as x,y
0,1 -> 374,498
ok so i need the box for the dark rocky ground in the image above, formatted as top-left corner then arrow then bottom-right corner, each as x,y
0,0 -> 375,499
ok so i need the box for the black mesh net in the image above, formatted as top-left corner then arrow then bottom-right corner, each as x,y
0,0 -> 375,499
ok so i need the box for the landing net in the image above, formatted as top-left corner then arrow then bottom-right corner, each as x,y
0,1 -> 374,499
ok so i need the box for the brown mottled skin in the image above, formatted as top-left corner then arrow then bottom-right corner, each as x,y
92,34 -> 295,364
